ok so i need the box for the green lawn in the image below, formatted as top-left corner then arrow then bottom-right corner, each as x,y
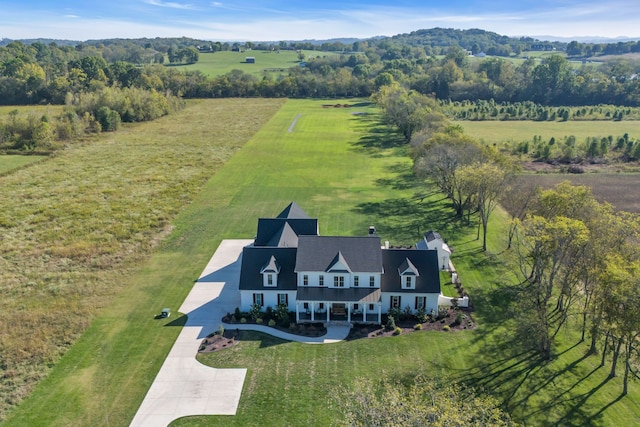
457,120 -> 640,145
0,155 -> 47,175
175,50 -> 337,77
4,99 -> 638,426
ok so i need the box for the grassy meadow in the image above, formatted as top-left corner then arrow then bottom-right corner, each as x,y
0,98 -> 285,424
0,155 -> 47,175
457,120 -> 640,145
3,98 -> 639,426
176,50 -> 337,77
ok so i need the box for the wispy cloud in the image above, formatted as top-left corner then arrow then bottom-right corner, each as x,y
144,0 -> 197,10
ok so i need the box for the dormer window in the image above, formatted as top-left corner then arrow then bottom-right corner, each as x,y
261,255 -> 280,287
398,257 -> 419,290
404,276 -> 413,288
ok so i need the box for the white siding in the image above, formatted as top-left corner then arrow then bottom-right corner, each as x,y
297,271 -> 381,288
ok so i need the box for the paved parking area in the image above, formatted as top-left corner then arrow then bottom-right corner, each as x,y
130,239 -> 253,427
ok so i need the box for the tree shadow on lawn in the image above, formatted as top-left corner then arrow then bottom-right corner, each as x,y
456,294 -> 621,427
350,119 -> 406,153
353,196 -> 468,245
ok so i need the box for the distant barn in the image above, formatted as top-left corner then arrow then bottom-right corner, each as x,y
245,57 -> 255,63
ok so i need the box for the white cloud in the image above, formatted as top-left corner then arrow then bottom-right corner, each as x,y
144,0 -> 197,11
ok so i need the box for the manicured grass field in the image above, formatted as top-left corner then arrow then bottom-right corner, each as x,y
175,50 -> 337,77
4,99 -> 639,426
0,155 -> 47,175
457,120 -> 640,145
157,100 -> 637,426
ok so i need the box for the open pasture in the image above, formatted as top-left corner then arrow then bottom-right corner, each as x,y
176,49 -> 337,77
0,155 -> 46,175
457,119 -> 640,145
515,173 -> 640,213
0,98 -> 285,424
4,99 -> 639,427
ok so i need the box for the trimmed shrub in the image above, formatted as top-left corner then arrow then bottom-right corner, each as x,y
268,319 -> 276,327
414,323 -> 423,330
240,317 -> 247,324
443,325 -> 451,332
217,324 -> 225,335
393,327 -> 402,336
386,315 -> 396,331
256,317 -> 263,324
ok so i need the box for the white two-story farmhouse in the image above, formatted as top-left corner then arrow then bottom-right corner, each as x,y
238,203 -> 443,323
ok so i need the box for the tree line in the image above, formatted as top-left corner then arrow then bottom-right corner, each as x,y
2,35 -> 640,107
374,83 -> 640,396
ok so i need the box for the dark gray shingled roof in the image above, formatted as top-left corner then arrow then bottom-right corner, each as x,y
297,287 -> 381,303
381,249 -> 440,293
277,202 -> 310,219
295,235 -> 383,273
424,230 -> 442,242
254,218 -> 318,247
238,247 -> 297,290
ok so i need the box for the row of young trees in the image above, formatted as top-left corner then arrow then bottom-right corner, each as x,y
373,85 -> 640,396
372,84 -> 515,251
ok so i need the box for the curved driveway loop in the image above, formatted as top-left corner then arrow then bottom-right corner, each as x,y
130,239 -> 252,427
130,239 -> 352,426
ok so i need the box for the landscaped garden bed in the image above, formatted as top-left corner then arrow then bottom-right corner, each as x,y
221,306 -> 327,339
347,307 -> 476,340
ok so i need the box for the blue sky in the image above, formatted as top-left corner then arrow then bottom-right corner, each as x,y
2,0 -> 640,41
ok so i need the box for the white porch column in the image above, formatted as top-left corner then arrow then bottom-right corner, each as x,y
377,304 -> 382,324
326,303 -> 330,322
363,304 -> 367,322
347,303 -> 351,323
296,303 -> 300,323
311,302 -> 315,322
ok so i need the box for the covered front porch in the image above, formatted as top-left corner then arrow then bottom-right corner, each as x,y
295,287 -> 382,324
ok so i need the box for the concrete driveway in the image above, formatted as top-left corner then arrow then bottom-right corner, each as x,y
130,239 -> 253,427
130,239 -> 352,426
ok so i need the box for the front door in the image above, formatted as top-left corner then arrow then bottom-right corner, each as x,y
332,303 -> 346,317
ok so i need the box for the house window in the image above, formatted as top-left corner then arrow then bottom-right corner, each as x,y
369,276 -> 375,287
369,303 -> 375,311
353,276 -> 359,287
415,296 -> 426,310
303,302 -> 309,310
353,303 -> 359,311
391,295 -> 401,308
334,276 -> 345,287
404,276 -> 412,288
278,293 -> 288,305
253,293 -> 264,307
303,275 -> 309,286
319,275 -> 324,287
319,303 -> 325,310
267,274 -> 273,286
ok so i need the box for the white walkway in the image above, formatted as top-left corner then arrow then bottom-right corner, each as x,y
130,239 -> 252,427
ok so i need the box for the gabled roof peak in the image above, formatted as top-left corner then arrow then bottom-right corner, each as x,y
326,250 -> 352,273
398,257 -> 419,276
277,202 -> 310,219
260,255 -> 281,274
